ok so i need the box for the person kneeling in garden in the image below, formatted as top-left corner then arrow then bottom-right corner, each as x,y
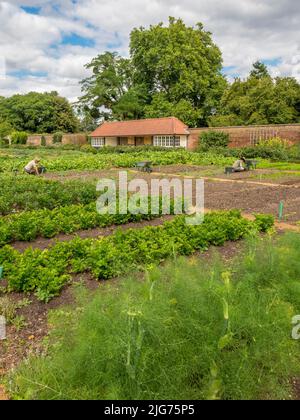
232,157 -> 246,172
24,158 -> 46,175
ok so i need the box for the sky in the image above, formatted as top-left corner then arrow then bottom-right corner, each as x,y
0,0 -> 299,103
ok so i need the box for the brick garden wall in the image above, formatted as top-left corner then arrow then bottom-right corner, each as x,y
27,135 -> 53,146
188,124 -> 300,150
62,134 -> 87,146
27,134 -> 88,146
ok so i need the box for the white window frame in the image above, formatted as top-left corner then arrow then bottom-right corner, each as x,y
153,135 -> 181,148
91,137 -> 105,148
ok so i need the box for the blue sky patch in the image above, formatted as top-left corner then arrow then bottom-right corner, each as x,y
21,6 -> 41,15
61,33 -> 95,48
8,69 -> 48,79
262,58 -> 282,67
222,66 -> 241,79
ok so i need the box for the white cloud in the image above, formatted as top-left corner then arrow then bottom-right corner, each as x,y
0,0 -> 299,101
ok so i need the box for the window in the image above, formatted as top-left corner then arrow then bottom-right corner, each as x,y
92,137 -> 105,148
153,136 -> 181,148
174,136 -> 181,148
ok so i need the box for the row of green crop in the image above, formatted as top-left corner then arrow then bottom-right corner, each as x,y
1,148 -> 300,173
0,175 -> 98,215
0,211 -> 274,302
0,150 -> 242,173
0,201 -> 171,245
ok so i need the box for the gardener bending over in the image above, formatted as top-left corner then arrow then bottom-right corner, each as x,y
24,158 -> 46,175
232,157 -> 246,173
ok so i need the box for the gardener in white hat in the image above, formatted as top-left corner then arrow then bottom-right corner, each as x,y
24,157 -> 45,175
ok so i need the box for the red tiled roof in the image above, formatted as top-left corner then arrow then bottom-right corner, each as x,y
91,117 -> 189,137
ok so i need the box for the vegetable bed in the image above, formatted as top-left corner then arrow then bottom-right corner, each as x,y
0,211 -> 274,302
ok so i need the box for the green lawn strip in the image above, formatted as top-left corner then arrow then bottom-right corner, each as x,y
259,161 -> 300,171
7,230 -> 300,400
250,171 -> 300,181
0,211 -> 274,302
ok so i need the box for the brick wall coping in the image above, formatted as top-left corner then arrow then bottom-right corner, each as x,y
190,123 -> 300,131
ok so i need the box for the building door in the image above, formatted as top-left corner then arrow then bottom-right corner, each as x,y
135,137 -> 144,146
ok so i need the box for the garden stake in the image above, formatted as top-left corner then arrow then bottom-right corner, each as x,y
279,201 -> 284,221
0,267 -> 3,280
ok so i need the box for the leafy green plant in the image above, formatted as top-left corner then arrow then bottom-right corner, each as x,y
0,197 -> 174,245
0,175 -> 98,215
253,214 -> 275,232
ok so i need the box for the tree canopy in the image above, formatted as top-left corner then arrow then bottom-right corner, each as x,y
0,91 -> 79,134
79,18 -> 226,127
209,63 -> 300,126
79,18 -> 300,128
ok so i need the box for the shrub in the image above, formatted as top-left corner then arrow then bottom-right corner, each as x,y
199,131 -> 230,151
53,132 -> 64,144
288,144 -> 300,161
41,136 -> 46,147
208,137 -> 295,162
80,144 -> 97,154
10,131 -> 28,145
0,121 -> 12,141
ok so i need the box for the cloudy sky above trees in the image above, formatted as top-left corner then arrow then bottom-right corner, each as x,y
0,0 -> 299,102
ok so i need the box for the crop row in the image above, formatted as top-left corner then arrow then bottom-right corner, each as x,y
0,200 -> 171,245
1,149 -> 298,174
0,211 -> 274,302
0,175 -> 98,215
0,151 -> 239,173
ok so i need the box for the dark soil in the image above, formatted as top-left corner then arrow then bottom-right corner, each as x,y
0,273 -> 99,373
44,168 -> 122,181
292,379 -> 300,400
204,180 -> 300,223
130,169 -> 300,223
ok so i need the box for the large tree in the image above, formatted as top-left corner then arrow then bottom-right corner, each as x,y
0,92 -> 79,133
130,18 -> 226,126
209,63 -> 300,126
79,52 -> 146,122
79,18 -> 226,127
